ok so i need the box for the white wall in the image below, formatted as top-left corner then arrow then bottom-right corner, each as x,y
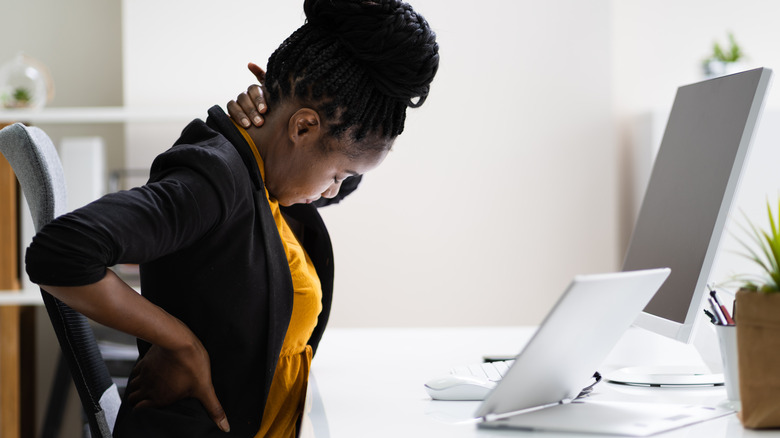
320,0 -> 618,327
612,0 -> 780,115
123,0 -> 618,327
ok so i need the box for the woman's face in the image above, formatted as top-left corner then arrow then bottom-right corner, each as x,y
265,134 -> 391,207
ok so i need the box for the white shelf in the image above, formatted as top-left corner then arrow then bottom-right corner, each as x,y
0,285 -> 140,306
0,106 -> 207,124
0,288 -> 43,305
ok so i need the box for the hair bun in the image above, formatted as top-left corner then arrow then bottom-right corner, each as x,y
303,0 -> 439,107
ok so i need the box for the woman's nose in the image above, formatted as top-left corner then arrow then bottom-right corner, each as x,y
322,181 -> 341,199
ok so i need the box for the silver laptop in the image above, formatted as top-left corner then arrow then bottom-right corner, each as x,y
469,268 -> 731,435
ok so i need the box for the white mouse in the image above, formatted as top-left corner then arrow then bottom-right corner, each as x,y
424,374 -> 496,401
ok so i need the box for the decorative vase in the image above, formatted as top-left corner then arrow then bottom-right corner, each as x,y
703,60 -> 747,79
0,53 -> 54,109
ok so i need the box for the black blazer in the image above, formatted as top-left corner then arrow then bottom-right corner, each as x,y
26,106 -> 358,436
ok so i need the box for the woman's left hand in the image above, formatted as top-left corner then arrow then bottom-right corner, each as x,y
227,62 -> 268,128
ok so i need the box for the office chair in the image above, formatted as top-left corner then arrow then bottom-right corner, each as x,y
0,122 -> 121,437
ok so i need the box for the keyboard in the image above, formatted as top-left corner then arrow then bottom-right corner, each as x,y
450,359 -> 515,383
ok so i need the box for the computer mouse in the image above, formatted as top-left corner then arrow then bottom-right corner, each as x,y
424,374 -> 496,401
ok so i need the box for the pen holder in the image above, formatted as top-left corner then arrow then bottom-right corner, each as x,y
735,289 -> 780,429
714,324 -> 739,403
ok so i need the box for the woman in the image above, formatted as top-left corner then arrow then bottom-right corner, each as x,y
25,0 -> 439,436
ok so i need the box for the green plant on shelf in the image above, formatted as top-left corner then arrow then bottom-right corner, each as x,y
2,86 -> 34,108
710,32 -> 743,64
11,87 -> 31,105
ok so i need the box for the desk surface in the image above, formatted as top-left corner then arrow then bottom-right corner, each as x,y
304,326 -> 779,438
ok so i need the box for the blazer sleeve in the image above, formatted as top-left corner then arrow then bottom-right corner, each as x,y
26,143 -> 240,287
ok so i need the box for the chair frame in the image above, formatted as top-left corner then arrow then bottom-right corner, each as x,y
0,122 -> 120,438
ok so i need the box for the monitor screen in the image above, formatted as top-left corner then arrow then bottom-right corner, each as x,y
622,68 -> 772,343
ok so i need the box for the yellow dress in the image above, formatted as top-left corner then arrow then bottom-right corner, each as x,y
232,122 -> 323,438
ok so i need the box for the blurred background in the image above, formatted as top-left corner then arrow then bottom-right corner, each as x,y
2,0 -> 780,436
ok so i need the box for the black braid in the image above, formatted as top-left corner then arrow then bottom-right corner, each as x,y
264,0 -> 439,155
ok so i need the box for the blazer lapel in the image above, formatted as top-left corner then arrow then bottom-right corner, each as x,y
207,105 -> 294,386
254,188 -> 294,381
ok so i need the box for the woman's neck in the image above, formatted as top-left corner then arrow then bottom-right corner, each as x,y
244,103 -> 292,167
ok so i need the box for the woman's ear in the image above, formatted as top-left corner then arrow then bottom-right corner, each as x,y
288,108 -> 322,146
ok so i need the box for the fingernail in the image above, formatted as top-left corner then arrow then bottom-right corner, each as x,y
241,118 -> 250,128
258,103 -> 265,112
219,418 -> 230,433
253,116 -> 262,125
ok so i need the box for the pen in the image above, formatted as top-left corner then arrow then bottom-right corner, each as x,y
710,290 -> 735,325
703,308 -> 717,324
707,296 -> 726,325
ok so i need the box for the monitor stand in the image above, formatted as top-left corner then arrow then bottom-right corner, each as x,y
605,321 -> 725,387
606,365 -> 723,387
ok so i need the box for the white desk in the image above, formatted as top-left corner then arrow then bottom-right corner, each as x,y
304,326 -> 780,438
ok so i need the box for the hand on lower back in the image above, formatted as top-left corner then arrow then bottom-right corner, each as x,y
126,337 -> 230,433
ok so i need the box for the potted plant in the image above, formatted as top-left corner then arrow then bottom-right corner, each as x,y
732,198 -> 780,428
702,32 -> 746,78
734,199 -> 780,292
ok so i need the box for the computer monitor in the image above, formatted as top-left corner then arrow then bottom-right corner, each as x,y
617,68 -> 772,383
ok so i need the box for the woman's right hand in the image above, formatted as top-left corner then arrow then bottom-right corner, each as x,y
126,333 -> 230,433
227,62 -> 268,128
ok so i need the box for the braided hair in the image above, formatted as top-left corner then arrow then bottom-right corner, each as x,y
264,0 -> 439,156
